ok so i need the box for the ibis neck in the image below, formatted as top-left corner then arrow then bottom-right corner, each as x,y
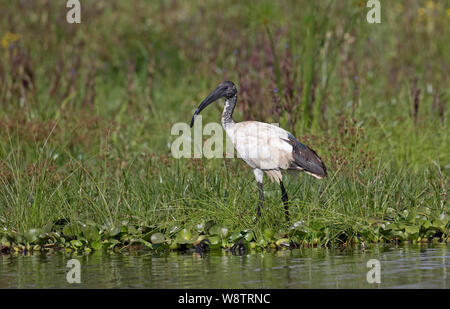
221,95 -> 237,128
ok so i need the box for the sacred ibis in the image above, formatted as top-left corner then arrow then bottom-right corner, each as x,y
190,81 -> 327,222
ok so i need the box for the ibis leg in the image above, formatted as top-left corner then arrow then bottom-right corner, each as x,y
253,169 -> 265,219
257,182 -> 264,217
280,181 -> 290,222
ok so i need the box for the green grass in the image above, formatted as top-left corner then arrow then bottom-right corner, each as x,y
0,0 -> 448,253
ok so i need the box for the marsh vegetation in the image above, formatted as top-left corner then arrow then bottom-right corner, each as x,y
0,0 -> 448,254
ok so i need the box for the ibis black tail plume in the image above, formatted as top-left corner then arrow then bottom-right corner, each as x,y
285,134 -> 327,179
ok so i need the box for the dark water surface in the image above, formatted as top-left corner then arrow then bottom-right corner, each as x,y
1,244 -> 448,288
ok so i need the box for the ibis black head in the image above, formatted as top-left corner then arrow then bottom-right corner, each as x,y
190,81 -> 237,127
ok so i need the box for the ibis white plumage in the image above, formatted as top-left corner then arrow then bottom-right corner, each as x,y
190,81 -> 327,221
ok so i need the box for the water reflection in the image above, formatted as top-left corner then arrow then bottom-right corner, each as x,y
0,244 -> 448,288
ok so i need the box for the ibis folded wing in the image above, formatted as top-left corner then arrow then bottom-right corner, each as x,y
227,121 -> 327,181
283,134 -> 327,179
230,122 -> 293,170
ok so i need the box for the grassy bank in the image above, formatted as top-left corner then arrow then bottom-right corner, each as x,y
0,0 -> 448,254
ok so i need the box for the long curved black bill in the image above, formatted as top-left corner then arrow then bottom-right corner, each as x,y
190,87 -> 224,127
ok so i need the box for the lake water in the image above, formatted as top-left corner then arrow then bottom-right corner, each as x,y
0,244 -> 448,288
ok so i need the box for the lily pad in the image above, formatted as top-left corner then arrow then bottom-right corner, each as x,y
276,238 -> 290,247
24,229 -> 39,243
106,226 -> 121,237
91,241 -> 103,250
208,236 -> 221,247
244,230 -> 254,242
82,225 -> 101,242
150,233 -> 165,244
176,228 -> 196,244
404,225 -> 420,234
229,231 -> 243,242
70,239 -> 83,247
